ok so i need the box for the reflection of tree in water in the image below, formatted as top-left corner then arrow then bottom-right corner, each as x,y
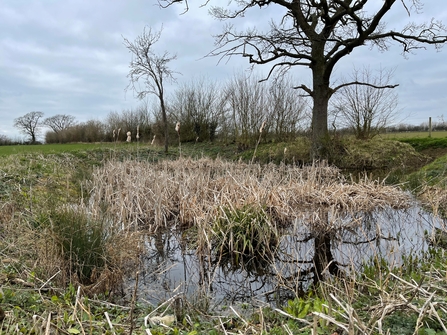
273,206 -> 432,298
139,228 -> 186,301
136,205 -> 436,305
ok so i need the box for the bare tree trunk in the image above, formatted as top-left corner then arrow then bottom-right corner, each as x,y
160,97 -> 169,153
313,212 -> 342,284
311,59 -> 330,160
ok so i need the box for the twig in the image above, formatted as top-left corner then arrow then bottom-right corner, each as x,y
273,308 -> 312,325
32,314 -> 70,335
389,273 -> 430,295
72,286 -> 82,321
105,312 -> 116,335
283,323 -> 293,335
39,270 -> 61,292
218,317 -> 229,335
230,306 -> 248,326
312,312 -> 349,333
44,312 -> 52,335
129,270 -> 140,335
144,292 -> 183,327
429,302 -> 447,333
413,292 -> 435,335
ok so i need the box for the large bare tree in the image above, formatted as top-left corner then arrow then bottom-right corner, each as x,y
124,27 -> 177,153
43,114 -> 76,134
160,0 -> 447,159
14,111 -> 44,144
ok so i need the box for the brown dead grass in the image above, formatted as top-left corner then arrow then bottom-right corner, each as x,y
87,157 -> 412,232
419,185 -> 447,217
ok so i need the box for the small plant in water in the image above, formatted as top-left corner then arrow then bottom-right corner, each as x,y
212,205 -> 279,274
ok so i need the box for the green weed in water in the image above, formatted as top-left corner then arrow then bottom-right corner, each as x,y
212,205 -> 280,274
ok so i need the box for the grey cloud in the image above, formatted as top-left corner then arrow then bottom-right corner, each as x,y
1,1 -> 447,138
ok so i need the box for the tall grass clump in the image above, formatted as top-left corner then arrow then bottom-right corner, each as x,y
212,205 -> 280,273
48,207 -> 111,285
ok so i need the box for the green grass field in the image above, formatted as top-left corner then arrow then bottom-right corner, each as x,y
382,130 -> 447,139
0,142 -> 131,156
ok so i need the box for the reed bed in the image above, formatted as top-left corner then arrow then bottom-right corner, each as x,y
88,157 -> 411,233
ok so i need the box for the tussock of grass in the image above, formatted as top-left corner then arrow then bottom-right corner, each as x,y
212,205 -> 281,273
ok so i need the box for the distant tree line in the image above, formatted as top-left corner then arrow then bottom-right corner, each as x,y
10,73 -> 308,146
7,69 -> 443,147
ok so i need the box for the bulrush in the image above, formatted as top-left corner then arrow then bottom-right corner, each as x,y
252,121 -> 267,164
151,135 -> 156,145
175,122 -> 181,156
259,121 -> 266,133
126,131 -> 132,143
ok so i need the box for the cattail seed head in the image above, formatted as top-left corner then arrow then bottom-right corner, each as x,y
126,131 -> 131,143
151,135 -> 156,145
175,122 -> 180,132
259,121 -> 266,133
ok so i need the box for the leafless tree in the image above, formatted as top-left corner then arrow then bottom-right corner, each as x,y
170,77 -> 225,142
14,111 -> 44,144
124,27 -> 177,153
160,0 -> 447,159
332,67 -> 399,139
0,134 -> 12,146
267,75 -> 307,141
43,114 -> 76,134
224,72 -> 268,147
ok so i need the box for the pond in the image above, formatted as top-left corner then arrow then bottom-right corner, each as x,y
130,203 -> 445,309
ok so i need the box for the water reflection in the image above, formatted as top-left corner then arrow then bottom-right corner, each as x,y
134,205 -> 444,307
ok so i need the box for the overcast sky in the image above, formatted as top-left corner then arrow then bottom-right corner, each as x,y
1,1 -> 447,140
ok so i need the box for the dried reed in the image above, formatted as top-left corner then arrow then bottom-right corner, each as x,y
87,158 -> 411,233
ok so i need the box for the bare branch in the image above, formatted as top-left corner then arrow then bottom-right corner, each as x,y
293,84 -> 313,97
332,81 -> 399,94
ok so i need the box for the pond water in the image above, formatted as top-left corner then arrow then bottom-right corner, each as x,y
131,203 -> 445,309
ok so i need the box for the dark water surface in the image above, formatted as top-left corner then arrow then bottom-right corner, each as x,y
132,204 -> 445,309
